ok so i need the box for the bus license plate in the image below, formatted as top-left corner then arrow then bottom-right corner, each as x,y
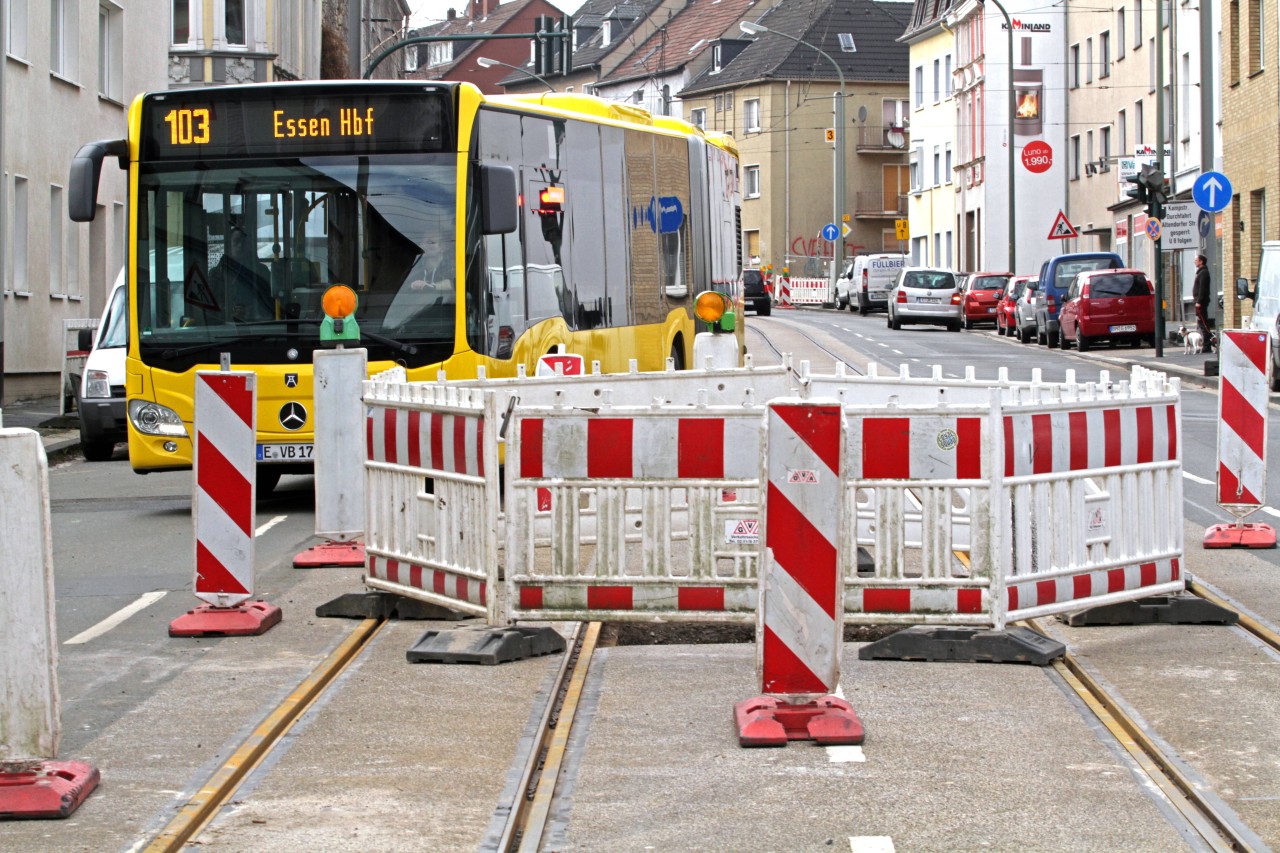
1109,324 -> 1137,333
257,443 -> 313,462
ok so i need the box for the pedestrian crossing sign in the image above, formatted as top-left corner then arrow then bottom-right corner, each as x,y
1048,210 -> 1078,240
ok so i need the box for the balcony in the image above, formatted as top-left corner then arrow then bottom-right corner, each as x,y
855,124 -> 910,154
854,192 -> 907,219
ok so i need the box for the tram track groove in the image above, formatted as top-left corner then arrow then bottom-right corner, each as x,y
1187,577 -> 1280,653
498,621 -> 600,853
747,313 -> 866,376
142,616 -> 386,852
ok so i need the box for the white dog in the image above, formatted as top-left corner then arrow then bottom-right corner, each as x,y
1180,325 -> 1204,355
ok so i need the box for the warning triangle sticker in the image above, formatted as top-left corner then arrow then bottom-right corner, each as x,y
1048,210 -> 1079,240
184,264 -> 222,312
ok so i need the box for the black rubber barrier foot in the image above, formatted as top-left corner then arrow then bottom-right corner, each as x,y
1062,594 -> 1238,627
857,625 -> 1065,665
406,625 -> 566,665
315,591 -> 472,621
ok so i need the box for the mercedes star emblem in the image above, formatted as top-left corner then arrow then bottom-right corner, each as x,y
279,402 -> 308,431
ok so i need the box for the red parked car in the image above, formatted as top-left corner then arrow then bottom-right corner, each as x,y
996,275 -> 1035,336
960,272 -> 1012,330
1058,268 -> 1155,351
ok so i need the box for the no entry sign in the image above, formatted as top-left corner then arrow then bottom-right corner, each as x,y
1022,140 -> 1052,174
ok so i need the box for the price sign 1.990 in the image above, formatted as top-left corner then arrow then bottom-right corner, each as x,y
1021,140 -> 1053,174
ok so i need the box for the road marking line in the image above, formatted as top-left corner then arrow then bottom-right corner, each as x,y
849,837 -> 895,852
827,685 -> 866,763
1182,471 -> 1213,485
256,515 -> 287,536
66,591 -> 167,645
1262,506 -> 1280,519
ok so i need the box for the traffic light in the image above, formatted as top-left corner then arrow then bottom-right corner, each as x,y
1138,163 -> 1168,205
1125,173 -> 1149,206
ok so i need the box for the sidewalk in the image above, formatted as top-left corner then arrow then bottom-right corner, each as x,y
1087,340 -> 1222,390
0,396 -> 82,455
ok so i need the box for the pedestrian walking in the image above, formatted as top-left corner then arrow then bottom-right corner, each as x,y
1193,253 -> 1216,353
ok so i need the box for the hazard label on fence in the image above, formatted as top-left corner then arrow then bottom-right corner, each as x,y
725,519 -> 760,544
787,469 -> 819,484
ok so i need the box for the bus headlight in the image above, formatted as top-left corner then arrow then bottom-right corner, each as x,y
84,369 -> 111,400
128,400 -> 188,437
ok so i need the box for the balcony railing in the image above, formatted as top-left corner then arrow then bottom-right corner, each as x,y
855,124 -> 910,153
854,192 -> 908,218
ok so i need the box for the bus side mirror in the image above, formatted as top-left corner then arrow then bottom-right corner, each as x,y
68,139 -> 128,223
479,164 -> 518,235
1236,277 -> 1256,302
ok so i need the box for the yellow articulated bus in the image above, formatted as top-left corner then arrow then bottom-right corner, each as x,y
69,81 -> 744,491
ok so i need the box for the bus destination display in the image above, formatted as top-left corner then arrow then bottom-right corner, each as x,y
142,90 -> 451,159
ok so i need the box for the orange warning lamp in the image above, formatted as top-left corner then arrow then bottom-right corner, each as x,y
695,290 -> 729,323
322,284 -> 357,319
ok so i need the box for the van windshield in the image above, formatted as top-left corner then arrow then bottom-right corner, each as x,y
99,283 -> 129,349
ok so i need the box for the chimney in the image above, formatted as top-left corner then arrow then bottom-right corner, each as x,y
447,8 -> 456,20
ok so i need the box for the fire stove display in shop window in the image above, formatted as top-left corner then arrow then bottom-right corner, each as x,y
1013,37 -> 1042,137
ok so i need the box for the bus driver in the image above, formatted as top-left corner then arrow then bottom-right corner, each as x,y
211,216 -> 275,322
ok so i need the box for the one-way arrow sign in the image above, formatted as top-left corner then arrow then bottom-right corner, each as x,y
1193,171 -> 1232,213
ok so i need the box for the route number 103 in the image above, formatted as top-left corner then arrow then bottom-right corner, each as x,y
164,108 -> 211,146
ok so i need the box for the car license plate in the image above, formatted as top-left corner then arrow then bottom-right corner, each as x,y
257,443 -> 313,462
918,297 -> 940,304
987,307 -> 996,313
870,291 -> 886,300
1109,324 -> 1137,333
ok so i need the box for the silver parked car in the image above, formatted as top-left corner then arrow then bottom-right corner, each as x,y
886,267 -> 962,331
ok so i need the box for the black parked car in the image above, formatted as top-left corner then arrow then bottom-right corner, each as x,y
742,269 -> 772,316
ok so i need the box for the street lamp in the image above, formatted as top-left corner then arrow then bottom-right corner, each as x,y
740,21 -> 845,298
983,0 -> 1017,273
476,56 -> 554,92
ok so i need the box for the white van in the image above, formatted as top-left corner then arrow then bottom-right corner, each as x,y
77,271 -> 128,461
1239,240 -> 1280,392
836,253 -> 908,314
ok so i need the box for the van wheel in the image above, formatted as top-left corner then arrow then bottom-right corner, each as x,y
82,438 -> 115,462
858,304 -> 868,315
1077,334 -> 1092,352
1047,328 -> 1060,349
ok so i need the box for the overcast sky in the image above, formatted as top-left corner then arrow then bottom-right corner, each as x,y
407,0 -> 587,27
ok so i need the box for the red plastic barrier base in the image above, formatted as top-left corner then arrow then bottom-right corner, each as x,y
0,761 -> 100,819
169,601 -> 283,637
734,695 -> 864,748
293,539 -> 365,568
1203,522 -> 1277,549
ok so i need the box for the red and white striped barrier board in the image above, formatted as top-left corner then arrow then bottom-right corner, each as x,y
1004,403 -> 1178,475
787,277 -> 829,306
776,276 -> 792,307
736,400 -> 863,747
367,405 -> 485,476
519,415 -> 758,481
171,371 -> 281,636
1206,330 -> 1275,548
0,429 -> 99,817
849,415 -> 987,479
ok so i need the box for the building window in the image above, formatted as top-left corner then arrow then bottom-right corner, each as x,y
910,148 -> 921,192
712,43 -> 722,73
1070,135 -> 1081,180
1117,109 -> 1127,153
1086,38 -> 1094,84
12,175 -> 28,294
944,54 -> 953,98
1117,9 -> 1126,60
225,0 -> 246,46
1249,0 -> 1263,75
1134,0 -> 1144,49
50,0 -> 79,79
1086,131 -> 1094,176
49,185 -> 64,296
914,65 -> 923,108
933,58 -> 940,103
744,165 -> 761,199
172,0 -> 190,44
1100,126 -> 1111,171
404,45 -> 419,72
1100,31 -> 1111,78
99,2 -> 124,102
1149,38 -> 1156,91
6,0 -> 29,57
601,19 -> 611,47
1180,53 -> 1191,140
1071,44 -> 1080,88
1135,99 -> 1144,144
933,146 -> 941,187
945,144 -> 952,183
428,42 -> 453,67
743,98 -> 760,133
690,107 -> 706,129
1229,0 -> 1241,84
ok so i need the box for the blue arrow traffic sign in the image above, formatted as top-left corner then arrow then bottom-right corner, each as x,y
1198,210 -> 1212,238
1193,171 -> 1232,213
821,223 -> 840,242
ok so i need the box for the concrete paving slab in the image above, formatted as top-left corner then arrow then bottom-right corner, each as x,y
551,643 -> 1192,852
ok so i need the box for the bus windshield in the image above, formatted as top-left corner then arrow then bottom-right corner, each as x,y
136,154 -> 458,370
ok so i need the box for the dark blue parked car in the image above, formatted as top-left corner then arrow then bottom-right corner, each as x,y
1033,252 -> 1125,348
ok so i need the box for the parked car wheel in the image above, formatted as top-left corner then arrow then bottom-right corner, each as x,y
81,436 -> 116,462
948,321 -> 961,332
1077,334 -> 1092,352
1047,327 -> 1060,349
757,299 -> 771,317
